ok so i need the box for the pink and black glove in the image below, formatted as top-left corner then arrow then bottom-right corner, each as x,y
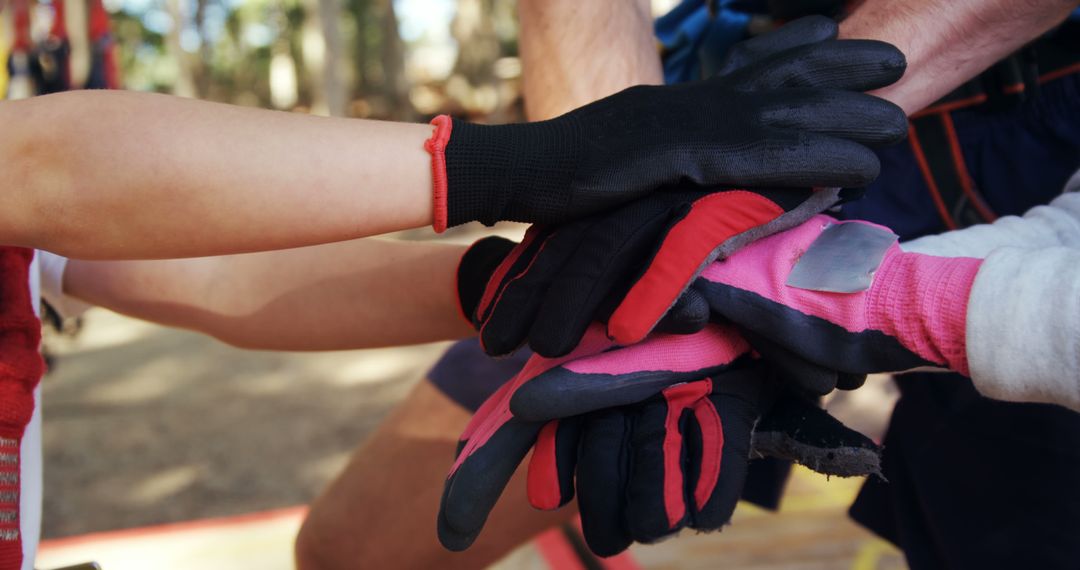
688,215 -> 982,379
424,16 -> 905,233
436,324 -> 880,555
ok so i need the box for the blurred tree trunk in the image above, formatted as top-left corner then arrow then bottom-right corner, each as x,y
449,0 -> 501,116
194,0 -> 212,98
379,0 -> 411,120
165,0 -> 197,97
302,0 -> 346,116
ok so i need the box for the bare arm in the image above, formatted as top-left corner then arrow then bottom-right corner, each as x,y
1,90 -> 434,259
62,239 -> 473,350
518,0 -> 662,120
839,0 -> 1077,114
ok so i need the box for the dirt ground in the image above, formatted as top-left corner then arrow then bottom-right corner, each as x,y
41,308 -> 450,538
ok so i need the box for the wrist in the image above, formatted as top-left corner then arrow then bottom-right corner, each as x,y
868,251 -> 981,374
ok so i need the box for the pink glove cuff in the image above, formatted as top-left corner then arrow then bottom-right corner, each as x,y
869,252 -> 982,375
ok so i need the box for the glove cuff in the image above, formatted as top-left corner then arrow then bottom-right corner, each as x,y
443,119 -> 578,227
456,237 -> 518,328
870,252 -> 982,375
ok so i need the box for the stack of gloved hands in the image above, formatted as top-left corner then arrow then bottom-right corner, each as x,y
436,17 -> 985,557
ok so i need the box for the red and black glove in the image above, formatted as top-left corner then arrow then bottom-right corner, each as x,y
530,378 -> 879,557
436,325 -> 880,555
424,16 -> 906,232
456,184 -> 856,357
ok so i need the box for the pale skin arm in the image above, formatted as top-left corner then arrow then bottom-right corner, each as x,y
62,238 -> 474,350
44,0 -> 656,354
521,0 -> 1076,118
518,0 -> 662,120
839,0 -> 1078,115
1,90 -> 434,259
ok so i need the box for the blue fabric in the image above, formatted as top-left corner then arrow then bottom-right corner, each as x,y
839,73 -> 1080,239
655,1 -> 757,83
427,338 -> 532,413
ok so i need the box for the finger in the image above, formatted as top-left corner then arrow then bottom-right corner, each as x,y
478,223 -> 587,356
439,419 -> 543,543
526,418 -> 583,510
752,392 -> 881,478
724,129 -> 884,188
836,372 -> 868,391
471,227 -> 548,325
652,287 -> 710,335
457,236 -> 522,325
714,15 -> 838,77
576,409 -> 634,557
527,200 -> 673,357
759,89 -> 908,146
511,325 -> 751,421
742,328 -> 839,395
732,39 -> 906,92
685,391 -> 756,530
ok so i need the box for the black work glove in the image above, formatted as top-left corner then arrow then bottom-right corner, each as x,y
431,16 -> 906,231
437,324 -> 880,554
562,378 -> 878,556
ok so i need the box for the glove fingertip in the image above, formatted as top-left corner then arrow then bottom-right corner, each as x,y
436,509 -> 481,552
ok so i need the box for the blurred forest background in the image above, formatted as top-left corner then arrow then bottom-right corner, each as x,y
6,0 -> 530,120
113,0 -> 523,120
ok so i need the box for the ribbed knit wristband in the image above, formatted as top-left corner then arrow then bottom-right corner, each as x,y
868,252 -> 982,375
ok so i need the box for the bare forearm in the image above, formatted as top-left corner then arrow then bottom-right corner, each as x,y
1,90 -> 433,259
840,0 -> 1076,114
64,239 -> 473,350
518,0 -> 662,120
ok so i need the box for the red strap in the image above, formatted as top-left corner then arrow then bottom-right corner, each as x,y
527,421 -> 564,510
908,124 -> 958,231
425,115 -> 453,233
608,191 -> 784,345
690,385 -> 722,512
660,380 -> 712,528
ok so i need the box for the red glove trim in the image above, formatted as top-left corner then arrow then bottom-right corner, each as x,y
425,115 -> 453,233
691,383 -> 722,512
609,191 -> 784,345
527,421 -> 563,510
661,381 -> 712,528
